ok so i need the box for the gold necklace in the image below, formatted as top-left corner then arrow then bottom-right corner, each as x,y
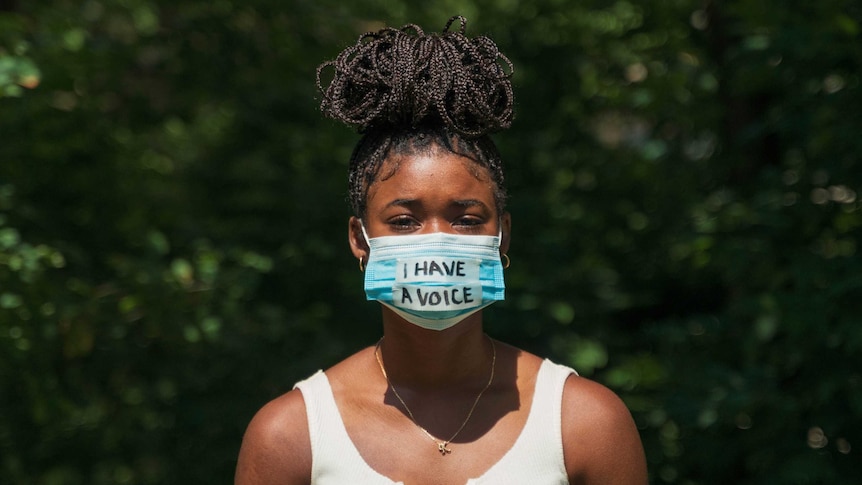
373,336 -> 496,455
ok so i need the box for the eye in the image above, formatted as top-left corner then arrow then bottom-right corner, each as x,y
387,215 -> 420,232
454,216 -> 481,226
453,215 -> 486,231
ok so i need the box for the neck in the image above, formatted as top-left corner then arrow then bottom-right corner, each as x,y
377,310 -> 491,390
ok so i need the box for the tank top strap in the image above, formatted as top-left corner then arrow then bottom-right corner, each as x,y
294,371 -> 402,485
468,359 -> 576,484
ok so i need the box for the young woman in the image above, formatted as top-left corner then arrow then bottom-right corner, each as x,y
235,16 -> 647,485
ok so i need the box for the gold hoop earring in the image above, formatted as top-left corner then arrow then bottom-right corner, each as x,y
359,257 -> 366,272
501,253 -> 510,269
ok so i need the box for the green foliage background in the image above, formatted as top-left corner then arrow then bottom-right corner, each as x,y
1,0 -> 861,483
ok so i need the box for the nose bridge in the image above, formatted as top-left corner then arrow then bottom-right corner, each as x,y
424,217 -> 452,234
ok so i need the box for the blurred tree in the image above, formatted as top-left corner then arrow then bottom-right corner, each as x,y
0,0 -> 860,484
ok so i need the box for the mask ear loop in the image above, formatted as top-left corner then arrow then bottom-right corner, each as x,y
360,220 -> 371,246
358,220 -> 370,272
497,220 -> 510,269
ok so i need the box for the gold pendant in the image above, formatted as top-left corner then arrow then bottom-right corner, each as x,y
437,441 -> 452,455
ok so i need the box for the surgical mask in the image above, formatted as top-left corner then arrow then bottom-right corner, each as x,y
362,226 -> 506,331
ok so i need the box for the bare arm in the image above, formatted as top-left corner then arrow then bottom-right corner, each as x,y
235,389 -> 312,485
561,376 -> 648,485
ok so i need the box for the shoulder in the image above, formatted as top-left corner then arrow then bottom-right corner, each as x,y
234,348 -> 376,485
235,387 -> 312,485
560,374 -> 648,485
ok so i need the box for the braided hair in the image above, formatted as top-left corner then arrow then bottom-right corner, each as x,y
316,16 -> 515,218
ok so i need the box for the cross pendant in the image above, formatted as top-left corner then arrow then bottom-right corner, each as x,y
437,441 -> 452,455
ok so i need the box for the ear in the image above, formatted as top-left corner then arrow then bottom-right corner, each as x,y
348,216 -> 369,262
499,211 -> 512,255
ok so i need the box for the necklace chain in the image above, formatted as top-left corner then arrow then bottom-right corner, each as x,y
373,335 -> 496,456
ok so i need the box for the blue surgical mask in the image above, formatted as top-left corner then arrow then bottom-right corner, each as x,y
362,226 -> 506,331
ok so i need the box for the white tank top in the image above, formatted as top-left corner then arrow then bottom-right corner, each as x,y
294,358 -> 576,484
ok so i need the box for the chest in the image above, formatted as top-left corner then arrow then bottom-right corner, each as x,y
297,358 -> 573,484
341,387 -> 530,484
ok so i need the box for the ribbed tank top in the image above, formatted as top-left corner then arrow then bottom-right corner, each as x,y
294,359 -> 576,484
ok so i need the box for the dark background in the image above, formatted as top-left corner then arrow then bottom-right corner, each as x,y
1,1 -> 860,483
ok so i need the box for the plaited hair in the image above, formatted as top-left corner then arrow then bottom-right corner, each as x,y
316,16 -> 515,217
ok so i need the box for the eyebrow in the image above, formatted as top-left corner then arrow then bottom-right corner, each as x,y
384,199 -> 490,210
385,198 -> 419,209
452,199 -> 489,210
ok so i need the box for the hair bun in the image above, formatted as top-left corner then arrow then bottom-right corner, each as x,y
317,16 -> 514,137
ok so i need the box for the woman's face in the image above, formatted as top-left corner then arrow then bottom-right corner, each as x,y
349,148 -> 510,257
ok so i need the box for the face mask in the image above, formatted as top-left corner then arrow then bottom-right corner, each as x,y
362,226 -> 506,331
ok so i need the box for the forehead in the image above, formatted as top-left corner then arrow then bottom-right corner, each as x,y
366,150 -> 495,208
